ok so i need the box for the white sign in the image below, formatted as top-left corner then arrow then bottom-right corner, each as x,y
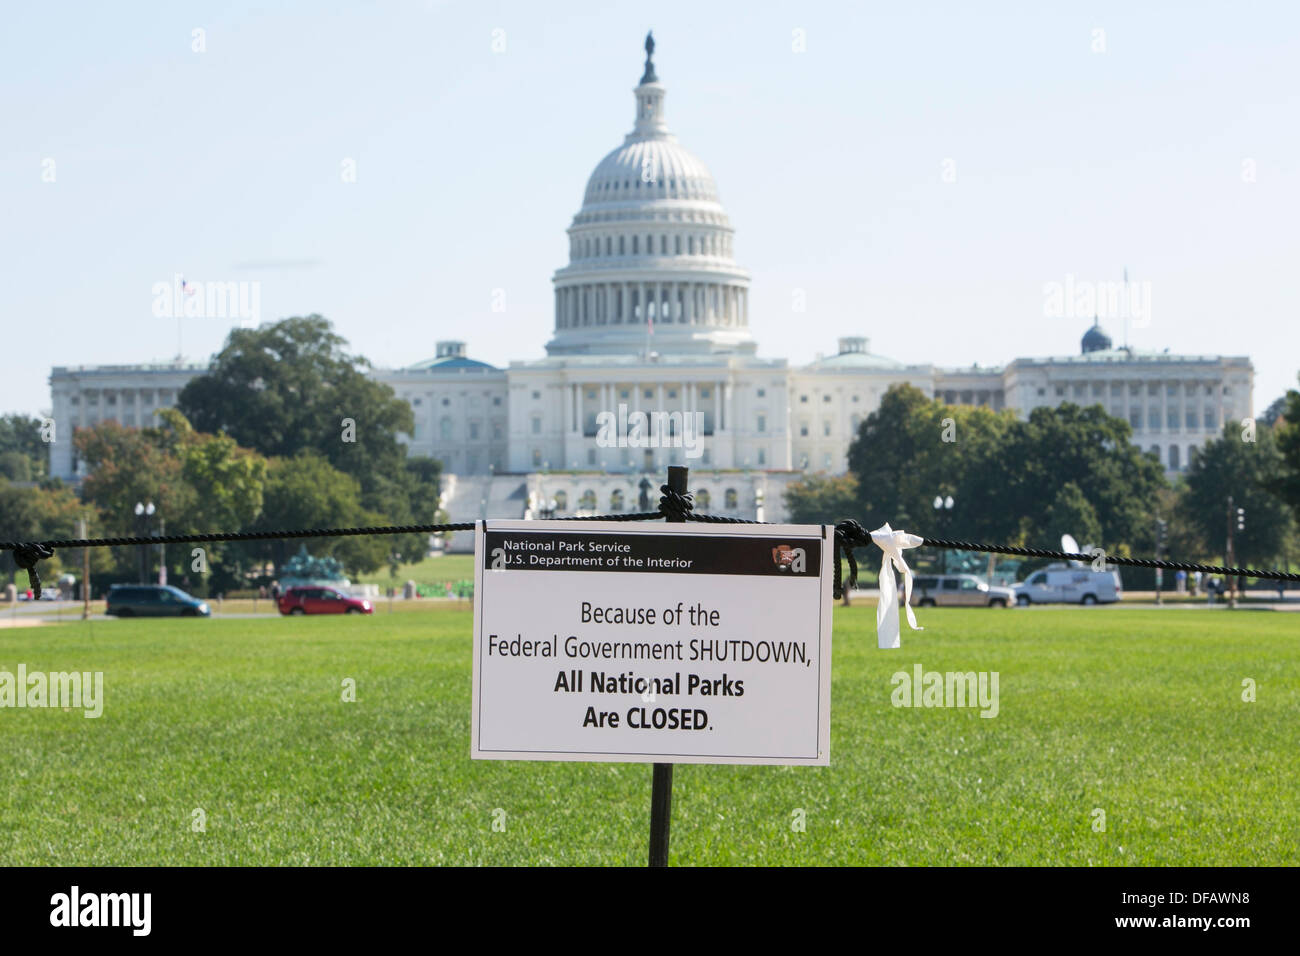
471,520 -> 833,765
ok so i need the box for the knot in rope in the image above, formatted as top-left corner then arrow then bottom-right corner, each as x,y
13,543 -> 55,600
658,485 -> 694,523
832,518 -> 873,599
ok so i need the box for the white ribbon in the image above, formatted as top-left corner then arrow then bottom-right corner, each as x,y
871,523 -> 924,649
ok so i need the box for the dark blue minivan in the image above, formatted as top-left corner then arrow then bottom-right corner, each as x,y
106,584 -> 211,618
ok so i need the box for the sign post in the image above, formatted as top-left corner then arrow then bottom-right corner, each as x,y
649,465 -> 687,867
471,467 -> 833,865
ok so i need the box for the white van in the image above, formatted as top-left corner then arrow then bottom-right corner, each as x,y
1012,564 -> 1122,605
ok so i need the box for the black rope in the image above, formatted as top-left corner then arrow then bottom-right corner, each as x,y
920,537 -> 1300,583
0,513 -> 668,593
664,493 -> 867,599
13,543 -> 54,599
5,499 -> 1295,594
831,520 -> 873,600
0,523 -> 474,552
657,484 -> 695,522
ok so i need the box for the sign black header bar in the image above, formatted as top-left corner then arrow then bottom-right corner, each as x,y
483,528 -> 823,578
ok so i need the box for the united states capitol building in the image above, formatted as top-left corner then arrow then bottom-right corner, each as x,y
48,36 -> 1253,527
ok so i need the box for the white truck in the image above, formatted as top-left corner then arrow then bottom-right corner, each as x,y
1012,564 -> 1122,605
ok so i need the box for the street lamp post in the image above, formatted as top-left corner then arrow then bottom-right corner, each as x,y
133,501 -> 155,584
1154,517 -> 1167,605
933,495 -> 954,574
1226,495 -> 1236,609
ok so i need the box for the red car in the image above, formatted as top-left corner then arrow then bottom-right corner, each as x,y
278,586 -> 373,616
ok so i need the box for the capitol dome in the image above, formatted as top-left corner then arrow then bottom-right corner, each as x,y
1081,318 -> 1113,354
547,33 -> 754,357
582,139 -> 720,206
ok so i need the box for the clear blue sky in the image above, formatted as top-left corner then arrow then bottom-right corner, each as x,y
3,1 -> 1297,418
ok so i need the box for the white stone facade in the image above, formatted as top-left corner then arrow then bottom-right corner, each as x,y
47,363 -> 205,480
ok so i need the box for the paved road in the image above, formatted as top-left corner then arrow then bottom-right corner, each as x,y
1,602 -> 285,623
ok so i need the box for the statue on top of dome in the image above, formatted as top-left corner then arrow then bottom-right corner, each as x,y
641,31 -> 658,84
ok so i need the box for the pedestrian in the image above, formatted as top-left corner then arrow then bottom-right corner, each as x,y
1175,569 -> 1186,594
1191,570 -> 1202,597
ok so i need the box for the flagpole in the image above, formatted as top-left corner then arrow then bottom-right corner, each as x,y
1122,266 -> 1129,349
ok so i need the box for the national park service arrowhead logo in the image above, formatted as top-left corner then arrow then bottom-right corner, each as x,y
771,545 -> 806,572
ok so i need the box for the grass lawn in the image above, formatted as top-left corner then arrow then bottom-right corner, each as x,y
1,607 -> 1296,865
353,554 -> 476,591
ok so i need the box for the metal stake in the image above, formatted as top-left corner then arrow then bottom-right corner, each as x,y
649,464 -> 688,867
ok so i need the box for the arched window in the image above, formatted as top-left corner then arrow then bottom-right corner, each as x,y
1169,445 -> 1180,470
661,236 -> 667,254
610,489 -> 624,511
632,236 -> 639,254
554,490 -> 568,513
675,235 -> 682,255
689,236 -> 696,255
580,489 -> 596,511
619,236 -> 625,255
695,489 -> 710,510
725,488 -> 738,510
605,236 -> 611,255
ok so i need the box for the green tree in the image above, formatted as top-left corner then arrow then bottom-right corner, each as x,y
153,409 -> 268,592
156,409 -> 266,531
74,421 -> 196,581
177,316 -> 438,567
0,414 -> 47,480
1261,394 -> 1288,427
0,450 -> 32,482
1272,378 -> 1300,526
1041,481 -> 1103,548
1155,484 -> 1210,565
177,316 -> 415,498
845,384 -> 948,533
992,403 -> 1167,552
0,479 -> 104,587
846,389 -> 1167,563
845,384 -> 1018,540
783,473 -> 860,525
253,453 -> 389,577
1180,421 -> 1293,568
